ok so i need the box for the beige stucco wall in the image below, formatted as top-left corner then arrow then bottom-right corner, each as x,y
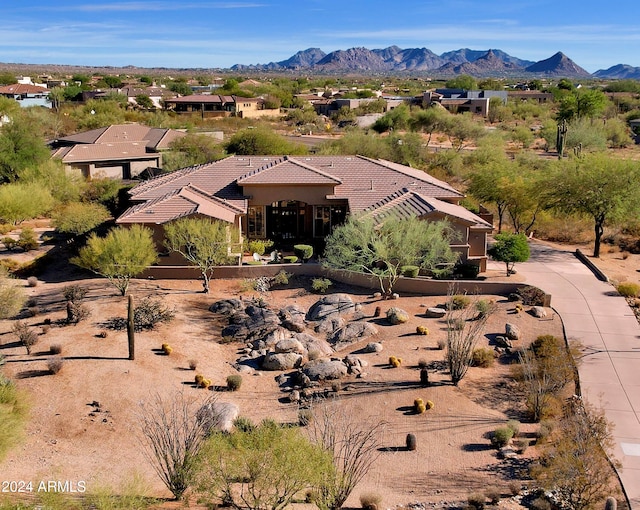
244,184 -> 338,206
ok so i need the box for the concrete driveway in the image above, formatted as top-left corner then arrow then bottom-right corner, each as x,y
487,240 -> 640,508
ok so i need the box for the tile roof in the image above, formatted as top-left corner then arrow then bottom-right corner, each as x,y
117,185 -> 243,225
53,141 -> 157,163
52,124 -> 186,150
361,188 -> 492,229
120,155 -> 471,224
0,83 -> 49,95
164,94 -> 256,105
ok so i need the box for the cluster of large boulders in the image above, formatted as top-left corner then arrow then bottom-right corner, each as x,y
209,294 -> 378,386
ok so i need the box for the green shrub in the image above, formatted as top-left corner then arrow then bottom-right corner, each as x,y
62,284 -> 87,303
298,409 -> 313,426
471,347 -> 495,368
293,244 -> 313,261
227,374 -> 242,391
245,259 -> 263,265
0,379 -> 28,461
283,255 -> 298,264
475,299 -> 493,317
617,281 -> 640,297
1,237 -> 17,251
454,262 -> 480,279
448,294 -> 470,310
506,420 -> 521,437
272,269 -> 291,286
491,426 -> 514,448
0,270 -> 26,319
245,239 -> 274,256
311,277 -> 332,293
401,265 -> 419,277
16,228 -> 38,251
234,416 -> 255,432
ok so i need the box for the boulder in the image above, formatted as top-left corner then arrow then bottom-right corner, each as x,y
221,305 -> 280,343
280,304 -> 307,332
531,306 -> 547,318
494,335 -> 513,349
330,322 -> 378,350
363,342 -> 383,353
295,333 -> 334,358
209,299 -> 244,316
261,352 -> 303,371
505,323 -> 521,341
197,402 -> 239,433
302,358 -> 348,381
425,307 -> 447,318
306,294 -> 356,321
386,307 -> 409,325
274,338 -> 306,354
315,316 -> 346,334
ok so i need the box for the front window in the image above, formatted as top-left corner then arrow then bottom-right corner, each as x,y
314,205 -> 346,237
247,206 -> 264,237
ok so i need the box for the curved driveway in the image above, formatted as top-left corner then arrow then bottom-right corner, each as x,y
489,241 -> 640,508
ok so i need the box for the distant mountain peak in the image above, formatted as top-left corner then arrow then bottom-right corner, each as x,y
525,51 -> 590,76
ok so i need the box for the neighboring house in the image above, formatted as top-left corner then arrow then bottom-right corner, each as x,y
119,86 -> 178,109
507,90 -> 554,103
50,123 -> 186,179
424,89 -> 508,117
0,83 -> 51,108
116,155 -> 493,270
163,94 -> 277,119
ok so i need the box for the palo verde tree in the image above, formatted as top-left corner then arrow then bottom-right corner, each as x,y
488,232 -> 530,277
322,215 -> 459,296
0,114 -> 50,182
164,217 -> 240,293
196,419 -> 333,510
71,225 -> 158,296
547,153 -> 640,257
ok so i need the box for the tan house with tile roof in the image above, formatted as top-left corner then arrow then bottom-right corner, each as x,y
50,124 -> 186,179
163,94 -> 277,119
117,155 -> 493,270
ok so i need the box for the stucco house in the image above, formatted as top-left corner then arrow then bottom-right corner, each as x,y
0,83 -> 51,108
50,124 -> 186,179
163,94 -> 278,119
116,155 -> 493,270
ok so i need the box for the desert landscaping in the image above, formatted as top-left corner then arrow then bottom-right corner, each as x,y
2,227 -> 634,509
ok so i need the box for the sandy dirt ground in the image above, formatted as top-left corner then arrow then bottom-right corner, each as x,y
0,231 -> 633,509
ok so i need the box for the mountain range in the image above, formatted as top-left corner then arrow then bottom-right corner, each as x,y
232,46 -> 640,79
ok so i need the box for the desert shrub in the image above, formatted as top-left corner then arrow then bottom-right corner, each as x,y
406,433 -> 417,451
26,276 -> 38,287
272,269 -> 291,286
49,343 -> 62,355
188,359 -> 197,370
437,339 -> 446,350
448,294 -> 471,310
530,497 -> 551,510
0,269 -> 26,319
1,236 -> 17,251
331,381 -> 342,392
474,299 -> 493,318
536,420 -> 554,441
298,409 -> 313,426
16,228 -> 38,251
245,259 -> 263,265
245,238 -> 274,256
447,317 -> 465,331
161,343 -> 173,355
0,257 -> 21,274
516,285 -> 546,305
226,375 -> 242,391
0,378 -> 28,461
467,492 -> 486,510
513,438 -> 529,454
506,420 -> 521,437
47,357 -> 64,374
41,324 -> 50,334
491,426 -> 514,448
66,300 -> 91,325
233,416 -> 255,433
416,325 -> 429,335
283,255 -> 298,263
134,298 -> 175,331
484,488 -> 501,505
472,347 -> 495,367
12,321 -> 38,354
401,265 -> 419,277
616,281 -> 640,297
417,358 -> 428,369
62,284 -> 87,303
239,278 -> 258,292
97,330 -> 108,338
311,277 -> 332,293
508,482 -> 521,496
360,492 -> 382,510
293,244 -> 313,261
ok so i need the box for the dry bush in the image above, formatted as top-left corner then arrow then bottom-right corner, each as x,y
49,344 -> 62,355
12,321 -> 38,354
47,357 -> 65,374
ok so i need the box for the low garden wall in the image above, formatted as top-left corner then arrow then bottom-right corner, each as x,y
142,263 -> 543,302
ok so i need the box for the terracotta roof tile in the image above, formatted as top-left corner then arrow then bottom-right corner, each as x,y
237,157 -> 342,185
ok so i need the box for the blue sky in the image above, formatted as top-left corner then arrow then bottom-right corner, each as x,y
2,1 -> 639,73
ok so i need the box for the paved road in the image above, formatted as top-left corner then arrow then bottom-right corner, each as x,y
488,241 -> 640,508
